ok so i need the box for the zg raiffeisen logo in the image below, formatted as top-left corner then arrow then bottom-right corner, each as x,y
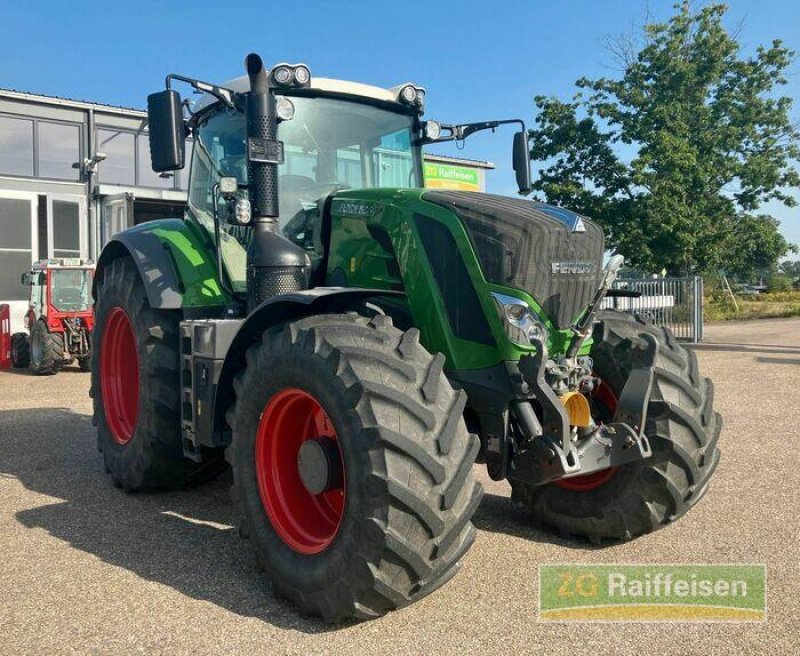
538,564 -> 766,622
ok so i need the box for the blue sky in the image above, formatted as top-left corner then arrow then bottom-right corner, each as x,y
2,0 -> 798,245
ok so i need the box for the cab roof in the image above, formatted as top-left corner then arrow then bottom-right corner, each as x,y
193,75 -> 406,114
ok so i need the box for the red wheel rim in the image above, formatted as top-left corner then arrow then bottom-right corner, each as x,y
554,379 -> 619,492
255,388 -> 345,555
100,307 -> 139,445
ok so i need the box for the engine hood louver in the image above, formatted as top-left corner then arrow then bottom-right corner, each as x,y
423,191 -> 604,329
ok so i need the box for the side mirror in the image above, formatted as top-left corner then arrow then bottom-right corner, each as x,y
512,130 -> 532,195
147,89 -> 186,172
20,272 -> 31,286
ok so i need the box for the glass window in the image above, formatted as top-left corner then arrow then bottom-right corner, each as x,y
97,128 -> 135,185
52,200 -> 81,257
336,146 -> 362,187
137,134 -> 174,188
38,122 -> 81,180
0,197 -> 33,249
0,251 -> 33,301
189,98 -> 420,292
375,128 -> 414,187
0,196 -> 32,301
0,116 -> 34,176
50,268 -> 93,312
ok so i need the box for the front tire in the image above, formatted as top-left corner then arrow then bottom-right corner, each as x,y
511,311 -> 721,542
229,313 -> 483,622
29,320 -> 62,375
91,256 -> 224,491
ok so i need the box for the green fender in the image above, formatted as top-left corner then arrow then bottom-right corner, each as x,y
93,219 -> 229,309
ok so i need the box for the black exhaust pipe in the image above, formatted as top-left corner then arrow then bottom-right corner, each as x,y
245,53 -> 279,220
243,53 -> 308,310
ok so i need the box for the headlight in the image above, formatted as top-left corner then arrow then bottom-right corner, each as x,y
491,292 -> 549,346
275,96 -> 295,121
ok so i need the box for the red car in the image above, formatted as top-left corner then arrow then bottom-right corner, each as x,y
11,259 -> 95,375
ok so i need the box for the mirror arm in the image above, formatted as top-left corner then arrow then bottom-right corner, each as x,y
165,74 -> 238,110
418,118 -> 527,145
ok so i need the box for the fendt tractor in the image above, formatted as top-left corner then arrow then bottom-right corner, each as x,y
12,259 -> 94,375
91,53 -> 721,622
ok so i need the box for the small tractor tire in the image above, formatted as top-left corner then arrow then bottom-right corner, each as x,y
10,333 -> 30,368
511,310 -> 721,542
91,256 -> 225,491
29,320 -> 63,375
78,356 -> 91,372
228,313 -> 483,622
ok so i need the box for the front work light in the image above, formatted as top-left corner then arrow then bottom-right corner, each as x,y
423,120 -> 441,141
392,83 -> 426,113
276,96 -> 296,121
269,63 -> 312,89
491,292 -> 549,346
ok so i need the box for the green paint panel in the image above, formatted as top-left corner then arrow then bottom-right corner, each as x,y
127,218 -> 229,308
325,188 -> 586,370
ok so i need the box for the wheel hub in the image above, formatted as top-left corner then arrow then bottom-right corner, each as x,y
255,388 -> 345,554
297,437 -> 344,495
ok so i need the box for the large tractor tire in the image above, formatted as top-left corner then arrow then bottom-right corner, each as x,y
228,313 -> 483,623
29,320 -> 63,375
511,311 -> 721,543
10,333 -> 30,368
91,256 -> 224,491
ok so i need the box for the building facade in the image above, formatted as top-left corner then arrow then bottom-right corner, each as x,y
0,88 -> 493,332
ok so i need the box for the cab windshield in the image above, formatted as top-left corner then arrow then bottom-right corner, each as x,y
50,268 -> 93,312
188,96 -> 421,291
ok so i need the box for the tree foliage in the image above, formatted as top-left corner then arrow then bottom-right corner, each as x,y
528,2 -> 798,276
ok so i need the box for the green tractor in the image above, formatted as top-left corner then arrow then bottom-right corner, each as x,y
91,53 -> 721,622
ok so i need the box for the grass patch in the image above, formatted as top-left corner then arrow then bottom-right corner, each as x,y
705,290 -> 800,321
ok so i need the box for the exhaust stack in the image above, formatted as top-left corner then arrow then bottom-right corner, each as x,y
243,53 -> 308,310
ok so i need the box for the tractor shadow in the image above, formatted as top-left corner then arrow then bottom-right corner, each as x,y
2,406 -> 338,634
3,406 -> 598,632
470,489 -> 613,550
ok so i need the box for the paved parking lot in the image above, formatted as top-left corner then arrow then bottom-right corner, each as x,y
2,318 -> 799,655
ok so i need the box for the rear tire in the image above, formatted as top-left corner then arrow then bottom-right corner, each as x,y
91,256 -> 225,491
511,311 -> 721,542
29,320 -> 62,375
229,313 -> 483,622
10,333 -> 30,368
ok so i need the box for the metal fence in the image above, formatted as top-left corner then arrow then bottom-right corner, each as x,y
602,276 -> 704,343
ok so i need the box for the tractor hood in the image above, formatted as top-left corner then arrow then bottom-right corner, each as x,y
423,191 -> 604,328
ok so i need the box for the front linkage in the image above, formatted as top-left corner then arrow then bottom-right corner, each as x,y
492,255 -> 655,487
510,333 -> 654,486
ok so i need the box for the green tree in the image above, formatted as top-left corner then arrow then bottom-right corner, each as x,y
528,2 -> 799,275
724,214 -> 796,281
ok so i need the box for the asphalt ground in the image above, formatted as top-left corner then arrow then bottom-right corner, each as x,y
2,318 -> 799,655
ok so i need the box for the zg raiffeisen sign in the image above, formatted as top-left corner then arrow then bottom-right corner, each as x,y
424,162 -> 482,191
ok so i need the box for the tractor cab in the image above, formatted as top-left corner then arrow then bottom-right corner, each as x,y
11,258 -> 94,374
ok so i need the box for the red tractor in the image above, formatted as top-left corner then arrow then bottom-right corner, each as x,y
11,259 -> 95,375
